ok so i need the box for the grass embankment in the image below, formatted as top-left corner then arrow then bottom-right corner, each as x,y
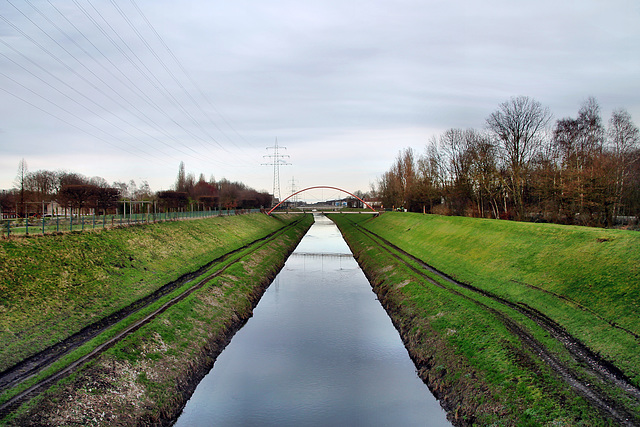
331,212 -> 639,425
0,213 -> 298,373
1,213 -> 313,425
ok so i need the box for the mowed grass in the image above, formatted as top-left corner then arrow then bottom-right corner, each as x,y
0,213 -> 296,372
2,214 -> 314,425
330,214 -> 604,424
331,213 -> 640,424
360,212 -> 640,385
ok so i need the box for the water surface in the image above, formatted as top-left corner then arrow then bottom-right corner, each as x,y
174,214 -> 450,426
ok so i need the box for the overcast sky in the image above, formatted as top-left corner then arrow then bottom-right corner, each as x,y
1,0 -> 639,201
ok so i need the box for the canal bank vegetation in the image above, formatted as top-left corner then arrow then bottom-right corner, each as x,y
0,213 -> 291,372
0,213 -> 313,425
330,211 -> 640,426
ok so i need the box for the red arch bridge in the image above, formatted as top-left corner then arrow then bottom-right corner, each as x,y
267,186 -> 378,215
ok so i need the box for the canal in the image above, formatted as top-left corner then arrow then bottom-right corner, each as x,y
173,214 -> 451,426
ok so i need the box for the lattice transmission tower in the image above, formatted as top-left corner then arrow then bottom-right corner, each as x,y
262,138 -> 290,207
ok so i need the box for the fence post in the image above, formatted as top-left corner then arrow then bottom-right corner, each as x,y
25,217 -> 29,235
42,216 -> 45,235
70,215 -> 73,232
7,220 -> 10,238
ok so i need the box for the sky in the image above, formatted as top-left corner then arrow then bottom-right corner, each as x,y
1,0 -> 639,202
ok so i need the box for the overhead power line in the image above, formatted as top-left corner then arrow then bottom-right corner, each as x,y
1,6 -> 218,166
128,0 -> 259,154
0,84 -> 169,165
0,0 -> 259,169
22,0 -> 232,165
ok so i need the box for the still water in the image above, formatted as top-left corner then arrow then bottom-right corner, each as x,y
174,214 -> 451,426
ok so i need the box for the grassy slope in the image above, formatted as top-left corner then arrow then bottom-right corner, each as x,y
361,213 -> 640,385
3,214 -> 314,426
332,215 -> 598,425
331,213 -> 640,425
0,214 -> 294,372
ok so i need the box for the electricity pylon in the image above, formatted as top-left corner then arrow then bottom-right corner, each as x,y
262,138 -> 290,207
289,176 -> 299,208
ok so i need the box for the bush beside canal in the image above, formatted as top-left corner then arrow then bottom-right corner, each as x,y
1,213 -> 313,425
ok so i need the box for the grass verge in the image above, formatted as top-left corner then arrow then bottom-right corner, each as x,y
360,213 -> 640,386
330,212 -> 637,425
1,213 -> 313,425
0,214 -> 290,372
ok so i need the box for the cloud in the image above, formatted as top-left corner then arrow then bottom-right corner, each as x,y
1,0 -> 639,195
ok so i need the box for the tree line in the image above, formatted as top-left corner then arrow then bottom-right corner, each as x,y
159,161 -> 271,212
1,160 -> 271,218
376,96 -> 640,227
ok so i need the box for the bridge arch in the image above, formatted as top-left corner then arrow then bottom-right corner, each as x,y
267,186 -> 377,215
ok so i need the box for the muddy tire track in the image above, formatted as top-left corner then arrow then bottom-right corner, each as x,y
342,218 -> 639,426
508,279 -> 640,343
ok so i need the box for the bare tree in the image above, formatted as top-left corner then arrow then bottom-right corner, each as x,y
175,161 -> 187,192
487,96 -> 552,220
184,172 -> 196,197
112,181 -> 130,199
89,176 -> 109,188
25,170 -> 58,215
608,108 -> 640,218
58,185 -> 94,216
627,148 -> 640,220
93,187 -> 121,215
218,179 -> 240,210
466,131 -> 501,218
437,129 -> 475,215
552,98 -> 607,224
375,96 -> 638,226
58,172 -> 87,187
1,189 -> 18,218
192,179 -> 218,208
415,141 -> 446,213
14,159 -> 28,217
530,138 -> 565,222
378,148 -> 417,211
576,97 -> 605,161
396,148 -> 417,210
136,181 -> 153,200
375,150 -> 408,211
376,169 -> 403,210
157,190 -> 188,211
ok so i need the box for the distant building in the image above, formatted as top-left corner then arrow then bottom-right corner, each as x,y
364,198 -> 382,208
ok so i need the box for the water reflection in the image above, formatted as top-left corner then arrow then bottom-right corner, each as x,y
174,214 -> 450,426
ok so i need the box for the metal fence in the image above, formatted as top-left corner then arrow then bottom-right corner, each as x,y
1,208 -> 262,238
